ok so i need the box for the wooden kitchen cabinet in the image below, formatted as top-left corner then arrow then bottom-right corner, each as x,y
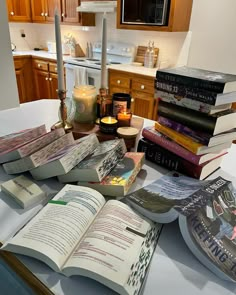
108,69 -> 155,120
30,0 -> 95,25
32,58 -> 61,99
13,56 -> 35,103
117,0 -> 193,32
7,0 -> 32,22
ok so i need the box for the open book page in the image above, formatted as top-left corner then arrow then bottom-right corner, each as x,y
2,185 -> 106,272
63,200 -> 161,295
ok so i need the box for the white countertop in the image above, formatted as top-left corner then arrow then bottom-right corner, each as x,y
12,50 -> 72,62
108,63 -> 158,77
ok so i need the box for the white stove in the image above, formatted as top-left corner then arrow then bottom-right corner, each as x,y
65,42 -> 135,96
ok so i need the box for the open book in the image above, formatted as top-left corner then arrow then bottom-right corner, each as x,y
1,185 -> 162,295
125,172 -> 236,283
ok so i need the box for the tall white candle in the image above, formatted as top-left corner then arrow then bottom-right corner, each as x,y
54,9 -> 65,91
101,13 -> 107,89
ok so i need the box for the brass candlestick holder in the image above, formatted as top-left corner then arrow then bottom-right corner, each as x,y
54,89 -> 73,131
96,87 -> 112,124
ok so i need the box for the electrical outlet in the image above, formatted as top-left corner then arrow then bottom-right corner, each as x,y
20,29 -> 26,38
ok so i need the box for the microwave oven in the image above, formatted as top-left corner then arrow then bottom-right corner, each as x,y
121,0 -> 169,26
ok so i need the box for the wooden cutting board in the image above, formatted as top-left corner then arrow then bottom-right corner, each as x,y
134,45 -> 159,67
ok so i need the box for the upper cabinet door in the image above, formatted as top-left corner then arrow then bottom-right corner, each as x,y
30,0 -> 46,22
117,0 -> 193,32
7,0 -> 32,22
45,0 -> 61,22
61,0 -> 79,23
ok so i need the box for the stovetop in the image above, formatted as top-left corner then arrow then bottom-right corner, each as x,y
65,42 -> 135,69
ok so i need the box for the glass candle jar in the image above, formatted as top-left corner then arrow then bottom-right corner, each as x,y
112,93 -> 131,117
100,116 -> 118,134
117,111 -> 132,127
73,85 -> 97,123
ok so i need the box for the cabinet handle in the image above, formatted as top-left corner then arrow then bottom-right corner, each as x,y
55,67 -> 57,72
45,77 -> 48,81
117,80 -> 121,84
38,64 -> 41,68
141,85 -> 145,90
131,98 -> 134,102
10,11 -> 14,16
49,77 -> 52,81
44,12 -> 48,17
61,13 -> 65,17
41,12 -> 44,16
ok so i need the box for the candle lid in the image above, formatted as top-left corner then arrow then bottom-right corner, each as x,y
117,127 -> 139,139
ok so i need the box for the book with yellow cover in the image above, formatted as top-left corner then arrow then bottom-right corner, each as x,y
154,122 -> 231,155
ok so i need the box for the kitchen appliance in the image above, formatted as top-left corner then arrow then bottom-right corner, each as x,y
77,1 -> 117,13
65,41 -> 135,98
121,0 -> 169,26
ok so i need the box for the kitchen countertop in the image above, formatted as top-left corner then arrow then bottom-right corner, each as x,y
12,50 -> 158,78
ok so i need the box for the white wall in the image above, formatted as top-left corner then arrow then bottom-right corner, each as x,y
9,13 -> 192,68
188,0 -> 236,74
0,1 -> 19,110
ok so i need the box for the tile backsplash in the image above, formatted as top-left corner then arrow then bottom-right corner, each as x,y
8,13 -> 191,68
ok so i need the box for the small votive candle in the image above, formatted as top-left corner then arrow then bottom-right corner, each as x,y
117,111 -> 132,127
100,116 -> 118,134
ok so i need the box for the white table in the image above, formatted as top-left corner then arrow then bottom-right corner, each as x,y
0,99 -> 236,295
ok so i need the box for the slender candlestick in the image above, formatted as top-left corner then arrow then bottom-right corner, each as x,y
101,13 -> 107,89
54,8 -> 65,91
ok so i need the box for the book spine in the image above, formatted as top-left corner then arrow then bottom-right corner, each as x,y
156,71 -> 225,93
18,128 -> 65,157
142,127 -> 202,165
157,100 -> 216,134
137,139 -> 202,179
155,79 -> 218,105
154,122 -> 203,154
157,116 -> 211,145
0,125 -> 47,154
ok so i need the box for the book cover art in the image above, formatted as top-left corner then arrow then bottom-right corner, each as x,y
125,172 -> 208,223
156,66 -> 236,93
179,178 -> 236,282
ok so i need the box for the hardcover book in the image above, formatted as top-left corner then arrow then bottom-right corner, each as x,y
157,116 -> 236,147
137,138 -> 225,180
155,78 -> 236,106
0,125 -> 47,156
78,152 -> 145,198
157,100 -> 236,136
126,173 -> 236,283
154,122 -> 232,155
1,184 -> 163,295
155,89 -> 232,114
0,128 -> 65,164
30,134 -> 99,180
58,138 -> 127,183
156,66 -> 236,93
3,133 -> 75,174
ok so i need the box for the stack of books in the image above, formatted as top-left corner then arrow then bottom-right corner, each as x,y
138,66 -> 236,180
0,125 -> 145,198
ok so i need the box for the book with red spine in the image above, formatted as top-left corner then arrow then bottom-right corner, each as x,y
142,126 -> 228,165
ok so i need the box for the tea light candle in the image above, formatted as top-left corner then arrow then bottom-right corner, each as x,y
100,116 -> 118,134
117,111 -> 132,127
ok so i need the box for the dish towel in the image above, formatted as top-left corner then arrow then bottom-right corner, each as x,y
74,66 -> 88,87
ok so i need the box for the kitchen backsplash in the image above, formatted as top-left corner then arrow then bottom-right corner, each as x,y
8,13 -> 191,68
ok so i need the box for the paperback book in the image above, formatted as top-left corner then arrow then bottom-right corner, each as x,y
157,100 -> 236,136
142,126 -> 228,165
78,152 -> 145,198
1,184 -> 163,295
58,138 -> 127,183
155,78 -> 236,106
156,66 -> 236,93
30,134 -> 99,180
155,89 -> 232,114
126,172 -> 236,283
137,138 -> 225,180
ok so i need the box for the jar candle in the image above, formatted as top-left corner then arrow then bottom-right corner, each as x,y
73,85 -> 97,123
117,111 -> 132,127
112,93 -> 131,117
100,116 -> 118,134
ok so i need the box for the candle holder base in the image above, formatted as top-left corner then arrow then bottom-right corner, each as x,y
54,120 -> 73,131
54,89 -> 73,131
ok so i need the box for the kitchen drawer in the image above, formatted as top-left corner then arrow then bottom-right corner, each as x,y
109,86 -> 130,95
132,78 -> 154,94
110,74 -> 131,88
32,59 -> 49,71
49,62 -> 58,74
